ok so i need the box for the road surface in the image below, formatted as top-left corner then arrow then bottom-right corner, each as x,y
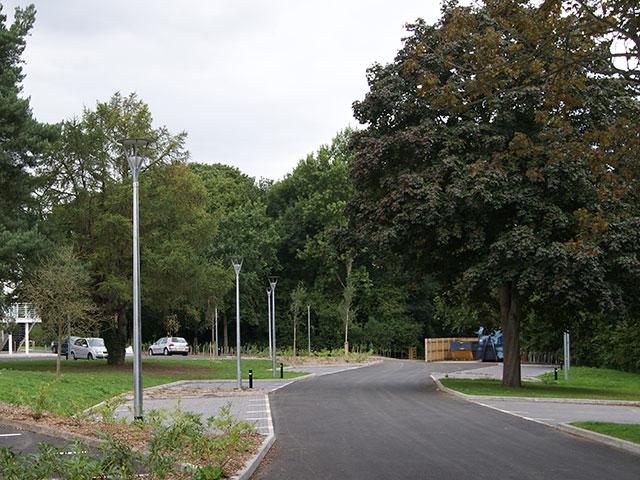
253,359 -> 640,479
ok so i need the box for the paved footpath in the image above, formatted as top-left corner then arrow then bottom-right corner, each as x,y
112,364 -> 369,434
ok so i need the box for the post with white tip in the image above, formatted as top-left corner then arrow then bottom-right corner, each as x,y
231,256 -> 243,388
268,276 -> 279,378
119,137 -> 151,421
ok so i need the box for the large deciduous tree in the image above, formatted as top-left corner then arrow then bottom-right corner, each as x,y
189,163 -> 278,351
533,0 -> 639,85
43,93 -> 205,364
348,1 -> 640,386
0,4 -> 58,297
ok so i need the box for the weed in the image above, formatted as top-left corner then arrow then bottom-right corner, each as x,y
88,395 -> 127,424
191,464 -> 224,480
14,378 -> 59,419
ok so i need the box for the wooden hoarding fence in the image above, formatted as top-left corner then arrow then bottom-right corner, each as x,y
424,337 -> 477,362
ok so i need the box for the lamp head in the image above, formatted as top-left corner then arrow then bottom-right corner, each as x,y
230,256 -> 243,275
119,138 -> 152,174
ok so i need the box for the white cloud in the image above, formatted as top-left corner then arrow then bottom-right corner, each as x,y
3,0 -> 441,180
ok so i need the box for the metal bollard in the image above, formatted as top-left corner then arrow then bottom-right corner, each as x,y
249,369 -> 253,389
554,368 -> 558,381
280,362 -> 284,379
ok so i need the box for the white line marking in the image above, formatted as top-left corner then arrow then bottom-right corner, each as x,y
246,417 -> 269,421
265,394 -> 274,435
0,433 -> 21,437
247,410 -> 265,413
475,402 -> 552,426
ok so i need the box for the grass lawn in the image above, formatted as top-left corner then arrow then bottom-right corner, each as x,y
439,366 -> 640,401
0,358 -> 305,415
571,422 -> 640,445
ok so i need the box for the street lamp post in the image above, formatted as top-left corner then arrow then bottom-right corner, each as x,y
307,304 -> 311,352
231,256 -> 243,389
267,289 -> 272,358
214,306 -> 218,359
120,137 -> 151,421
268,276 -> 279,378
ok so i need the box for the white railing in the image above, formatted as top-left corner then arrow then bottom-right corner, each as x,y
1,303 -> 40,324
1,304 -> 40,354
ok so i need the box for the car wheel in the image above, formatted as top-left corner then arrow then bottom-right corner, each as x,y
163,348 -> 169,356
88,352 -> 93,360
148,348 -> 153,356
183,352 -> 188,356
71,351 -> 76,360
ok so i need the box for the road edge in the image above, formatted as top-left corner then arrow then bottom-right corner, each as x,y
431,375 -> 640,457
0,416 -> 104,447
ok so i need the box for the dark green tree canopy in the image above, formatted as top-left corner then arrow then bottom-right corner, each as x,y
348,1 -> 640,385
0,4 -> 58,294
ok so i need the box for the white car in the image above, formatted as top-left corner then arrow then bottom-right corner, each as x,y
70,337 -> 108,360
148,337 -> 189,356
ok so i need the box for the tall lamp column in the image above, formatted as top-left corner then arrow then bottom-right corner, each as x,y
267,289 -> 272,358
120,137 -> 151,421
231,257 -> 243,388
268,276 -> 279,378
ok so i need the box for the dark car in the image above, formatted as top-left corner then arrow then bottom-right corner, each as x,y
51,336 -> 80,355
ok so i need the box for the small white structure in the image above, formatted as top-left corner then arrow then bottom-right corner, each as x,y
1,303 -> 41,354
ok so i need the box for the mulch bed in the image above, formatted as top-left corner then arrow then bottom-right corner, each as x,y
0,400 -> 263,478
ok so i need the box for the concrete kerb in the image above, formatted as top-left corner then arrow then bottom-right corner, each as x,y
555,423 -> 640,456
431,375 -> 640,456
431,375 -> 640,406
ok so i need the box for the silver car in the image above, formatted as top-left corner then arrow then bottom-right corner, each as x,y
70,337 -> 108,360
148,337 -> 189,356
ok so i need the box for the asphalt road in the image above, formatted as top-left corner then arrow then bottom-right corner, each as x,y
0,424 -> 70,455
253,359 -> 640,480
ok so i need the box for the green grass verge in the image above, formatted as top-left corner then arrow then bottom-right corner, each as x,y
571,422 -> 640,444
0,358 -> 305,415
439,366 -> 640,401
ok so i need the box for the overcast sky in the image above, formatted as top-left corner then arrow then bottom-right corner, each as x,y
3,1 -> 442,181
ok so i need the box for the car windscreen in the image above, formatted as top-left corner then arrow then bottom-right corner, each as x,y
87,338 -> 105,346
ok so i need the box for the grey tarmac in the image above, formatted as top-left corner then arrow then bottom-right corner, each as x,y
252,359 -> 640,480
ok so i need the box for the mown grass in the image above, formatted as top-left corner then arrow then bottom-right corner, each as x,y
0,358 -> 305,414
439,366 -> 640,401
571,422 -> 640,445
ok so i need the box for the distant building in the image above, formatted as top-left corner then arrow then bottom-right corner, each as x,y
1,303 -> 41,354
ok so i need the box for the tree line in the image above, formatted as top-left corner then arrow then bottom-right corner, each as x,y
2,1 -> 639,384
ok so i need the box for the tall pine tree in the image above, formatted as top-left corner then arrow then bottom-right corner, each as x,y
0,4 -> 58,298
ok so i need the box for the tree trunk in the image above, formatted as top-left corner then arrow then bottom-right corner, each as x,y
293,317 -> 297,357
113,307 -> 127,366
206,297 -> 213,358
55,329 -> 62,380
499,282 -> 522,388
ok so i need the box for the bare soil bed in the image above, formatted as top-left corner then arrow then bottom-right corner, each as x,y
277,355 -> 377,366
